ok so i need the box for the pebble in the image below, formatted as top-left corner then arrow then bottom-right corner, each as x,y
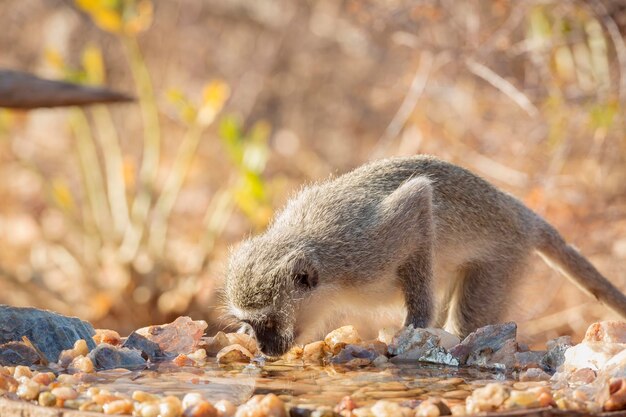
103,399 -> 134,415
226,333 -> 258,355
137,402 -> 161,417
215,399 -> 237,417
303,341 -> 329,363
69,355 -> 95,373
160,395 -> 184,417
235,394 -> 287,417
216,345 -> 254,364
604,378 -> 626,411
16,380 -> 41,400
38,391 -> 56,407
324,326 -> 362,354
51,386 -> 78,400
183,392 -> 205,409
370,400 -> 413,417
94,329 -> 122,346
184,400 -> 218,417
133,390 -> 160,403
465,383 -> 510,414
13,365 -> 32,378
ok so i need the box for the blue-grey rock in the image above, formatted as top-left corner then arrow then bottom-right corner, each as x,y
0,305 -> 95,363
0,342 -> 40,366
122,331 -> 166,361
88,344 -> 146,370
449,322 -> 517,365
541,335 -> 573,373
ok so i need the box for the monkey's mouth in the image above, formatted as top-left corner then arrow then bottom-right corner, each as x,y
254,328 -> 294,357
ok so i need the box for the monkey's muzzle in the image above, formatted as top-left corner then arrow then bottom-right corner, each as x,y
253,326 -> 293,357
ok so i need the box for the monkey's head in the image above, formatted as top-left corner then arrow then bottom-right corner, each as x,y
224,236 -> 320,356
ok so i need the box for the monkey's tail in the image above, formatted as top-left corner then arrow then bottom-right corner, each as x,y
534,219 -> 626,318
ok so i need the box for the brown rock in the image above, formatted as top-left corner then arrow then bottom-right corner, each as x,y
605,378 -> 626,411
585,321 -> 626,344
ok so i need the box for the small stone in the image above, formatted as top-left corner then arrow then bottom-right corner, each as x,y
88,343 -> 146,370
13,365 -> 32,378
562,342 -> 625,372
69,355 -> 95,373
416,398 -> 451,416
139,402 -> 161,417
331,344 -> 379,367
449,404 -> 465,416
450,322 -> 517,365
64,400 -> 82,409
38,391 -> 57,407
370,400 -> 413,417
324,326 -> 361,354
377,327 -> 400,346
226,333 -> 258,355
541,336 -> 573,372
513,351 -> 546,371
188,349 -> 207,365
17,380 -> 41,400
334,396 -> 358,414
215,399 -> 237,417
122,332 -> 166,361
0,373 -> 18,392
183,393 -> 205,410
585,321 -> 626,343
235,394 -> 287,417
518,368 -> 551,381
203,332 -> 230,356
51,386 -> 78,400
387,326 -> 439,358
0,342 -> 41,366
425,329 -> 460,350
184,401 -> 218,417
32,372 -> 55,385
80,401 -> 104,413
282,346 -> 304,361
103,399 -> 134,415
503,389 -> 542,409
174,354 -> 195,367
604,378 -> 626,411
133,390 -> 160,403
465,383 -> 510,414
159,396 -> 183,417
303,341 -> 329,363
134,316 -> 208,356
94,329 -> 122,346
216,344 -> 254,364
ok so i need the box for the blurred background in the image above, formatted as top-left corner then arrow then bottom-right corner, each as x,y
1,0 -> 626,346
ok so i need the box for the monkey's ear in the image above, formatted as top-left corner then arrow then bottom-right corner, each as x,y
291,253 -> 319,290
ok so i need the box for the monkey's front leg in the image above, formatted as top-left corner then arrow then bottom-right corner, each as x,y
376,177 -> 435,329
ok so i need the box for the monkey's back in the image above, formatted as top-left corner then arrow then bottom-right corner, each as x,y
273,155 -> 537,259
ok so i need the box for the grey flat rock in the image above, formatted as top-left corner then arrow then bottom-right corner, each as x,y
0,305 -> 96,363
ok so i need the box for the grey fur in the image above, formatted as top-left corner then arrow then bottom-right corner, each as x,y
224,156 -> 626,356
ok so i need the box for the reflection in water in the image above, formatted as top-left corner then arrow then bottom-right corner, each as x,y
88,359 -> 510,408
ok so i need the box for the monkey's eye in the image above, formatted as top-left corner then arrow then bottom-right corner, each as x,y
294,271 -> 318,290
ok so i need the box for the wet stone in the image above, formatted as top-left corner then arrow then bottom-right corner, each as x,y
450,322 -> 517,365
0,305 -> 96,362
123,331 -> 166,361
585,321 -> 626,343
0,341 -> 40,366
541,336 -> 573,372
88,343 -> 147,370
134,316 -> 208,356
331,344 -> 379,367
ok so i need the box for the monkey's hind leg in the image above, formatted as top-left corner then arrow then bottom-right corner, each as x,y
445,257 -> 528,337
399,252 -> 434,328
